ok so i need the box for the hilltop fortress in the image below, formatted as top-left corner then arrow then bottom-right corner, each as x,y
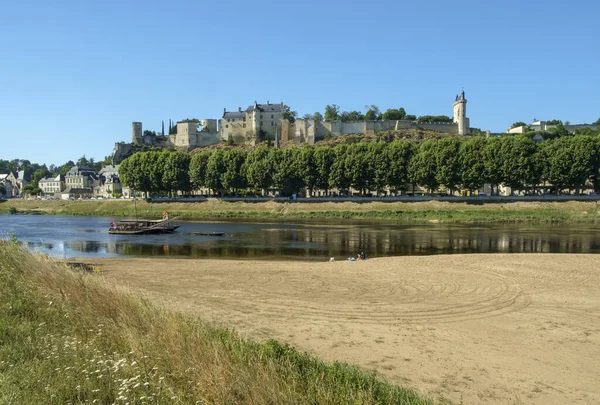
113,92 -> 471,162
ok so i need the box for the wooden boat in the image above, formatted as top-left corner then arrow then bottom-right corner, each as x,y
192,231 -> 225,236
108,218 -> 179,235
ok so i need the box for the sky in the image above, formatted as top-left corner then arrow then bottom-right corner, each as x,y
1,0 -> 599,167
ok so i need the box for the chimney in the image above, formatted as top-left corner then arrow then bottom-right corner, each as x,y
223,107 -> 226,114
267,100 -> 270,105
238,107 -> 242,112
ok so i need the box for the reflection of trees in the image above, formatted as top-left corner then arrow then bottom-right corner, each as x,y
18,222 -> 600,260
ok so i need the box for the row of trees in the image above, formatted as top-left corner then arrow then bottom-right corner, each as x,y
305,104 -> 450,123
118,134 -> 600,197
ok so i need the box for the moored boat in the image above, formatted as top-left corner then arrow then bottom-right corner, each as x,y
108,213 -> 179,235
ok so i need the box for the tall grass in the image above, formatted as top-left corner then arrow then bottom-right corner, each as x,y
0,241 -> 435,404
2,199 -> 600,224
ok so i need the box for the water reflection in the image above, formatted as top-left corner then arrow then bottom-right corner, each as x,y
1,214 -> 600,260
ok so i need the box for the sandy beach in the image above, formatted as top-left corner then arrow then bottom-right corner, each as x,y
77,254 -> 600,405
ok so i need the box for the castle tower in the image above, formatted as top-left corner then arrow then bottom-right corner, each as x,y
452,91 -> 470,135
132,122 -> 143,144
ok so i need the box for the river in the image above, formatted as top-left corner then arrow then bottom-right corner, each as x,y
1,214 -> 599,260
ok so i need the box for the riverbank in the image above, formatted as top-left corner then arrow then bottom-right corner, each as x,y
2,198 -> 600,223
0,241 -> 432,404
79,254 -> 600,405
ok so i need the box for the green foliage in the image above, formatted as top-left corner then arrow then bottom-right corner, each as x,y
244,147 -> 274,195
313,112 -> 323,122
0,184 -> 5,196
328,145 -> 351,192
417,115 -> 453,123
340,110 -> 365,122
546,119 -> 563,125
324,104 -> 340,121
593,118 -> 600,126
459,137 -> 488,192
221,149 -> 247,195
386,140 -> 414,194
499,136 -> 542,194
189,151 -> 211,189
364,109 -> 378,121
283,105 -> 297,124
434,138 -> 461,194
409,140 -> 439,194
381,108 -> 408,121
8,207 -> 17,215
510,121 -> 527,129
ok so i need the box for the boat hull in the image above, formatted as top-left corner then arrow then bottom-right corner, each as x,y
108,225 -> 180,235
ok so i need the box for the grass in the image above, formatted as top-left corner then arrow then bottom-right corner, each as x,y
2,199 -> 600,224
0,240 -> 436,404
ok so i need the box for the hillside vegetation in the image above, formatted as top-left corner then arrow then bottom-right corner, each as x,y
0,240 -> 434,404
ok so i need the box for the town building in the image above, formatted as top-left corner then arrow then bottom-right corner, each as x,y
94,165 -> 125,198
39,174 -> 66,197
62,166 -> 97,199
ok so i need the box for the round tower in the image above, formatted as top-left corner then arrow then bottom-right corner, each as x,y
452,91 -> 470,135
132,122 -> 143,144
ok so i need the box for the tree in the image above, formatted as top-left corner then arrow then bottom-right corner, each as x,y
206,149 -> 227,195
364,109 -> 378,121
221,149 -> 247,195
313,146 -> 335,195
593,118 -> 600,126
417,115 -> 453,123
244,147 -> 274,196
434,138 -> 461,194
271,148 -> 305,196
409,140 -> 439,194
340,111 -> 365,122
298,147 -> 318,196
344,143 -> 371,195
329,144 -> 351,192
459,137 -> 487,192
550,123 -> 570,138
283,105 -> 297,124
386,140 -> 414,195
163,151 -> 191,196
0,184 -> 5,196
499,136 -> 542,195
482,137 -> 503,195
543,136 -> 597,194
313,112 -> 323,122
367,142 -> 389,195
546,119 -> 562,126
510,121 -> 527,129
381,108 -> 407,121
303,113 -> 313,120
364,105 -> 380,121
324,104 -> 340,121
189,151 -> 211,190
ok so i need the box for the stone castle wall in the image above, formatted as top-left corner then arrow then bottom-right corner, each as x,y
290,119 -> 459,144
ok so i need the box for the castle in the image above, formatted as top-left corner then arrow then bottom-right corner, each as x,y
112,92 -> 471,162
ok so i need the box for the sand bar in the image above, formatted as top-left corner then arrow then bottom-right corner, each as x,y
77,254 -> 600,405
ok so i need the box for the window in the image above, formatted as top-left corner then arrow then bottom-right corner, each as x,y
225,125 -> 229,128
243,123 -> 246,128
271,114 -> 274,118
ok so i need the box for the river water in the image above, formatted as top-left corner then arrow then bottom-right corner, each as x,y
1,214 -> 599,261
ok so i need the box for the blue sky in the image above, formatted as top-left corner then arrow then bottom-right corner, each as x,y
1,0 -> 598,166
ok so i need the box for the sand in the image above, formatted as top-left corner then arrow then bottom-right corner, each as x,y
78,254 -> 600,405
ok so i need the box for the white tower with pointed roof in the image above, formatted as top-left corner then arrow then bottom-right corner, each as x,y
453,90 -> 470,135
